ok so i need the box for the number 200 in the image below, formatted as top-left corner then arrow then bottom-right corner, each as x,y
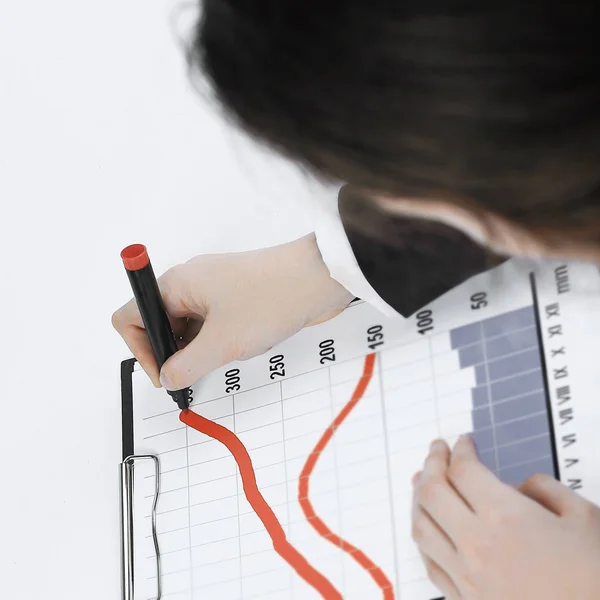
319,339 -> 336,364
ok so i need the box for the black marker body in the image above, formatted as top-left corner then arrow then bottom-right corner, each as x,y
125,260 -> 191,410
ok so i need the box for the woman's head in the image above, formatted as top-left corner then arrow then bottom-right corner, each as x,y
190,0 -> 600,261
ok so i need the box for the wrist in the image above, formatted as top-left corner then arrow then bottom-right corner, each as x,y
298,233 -> 355,323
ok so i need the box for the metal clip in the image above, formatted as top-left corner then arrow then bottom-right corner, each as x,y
120,455 -> 161,600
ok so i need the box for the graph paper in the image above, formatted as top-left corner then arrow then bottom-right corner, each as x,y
127,259 -> 600,599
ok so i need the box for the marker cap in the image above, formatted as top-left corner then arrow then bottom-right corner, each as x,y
121,244 -> 150,271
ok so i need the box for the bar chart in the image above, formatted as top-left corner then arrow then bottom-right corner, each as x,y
450,306 -> 557,484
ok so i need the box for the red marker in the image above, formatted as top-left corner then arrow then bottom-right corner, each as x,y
121,244 -> 191,410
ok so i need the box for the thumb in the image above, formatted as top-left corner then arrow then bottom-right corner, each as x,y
159,317 -> 236,390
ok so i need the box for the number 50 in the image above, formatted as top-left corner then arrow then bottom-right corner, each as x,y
470,292 -> 488,310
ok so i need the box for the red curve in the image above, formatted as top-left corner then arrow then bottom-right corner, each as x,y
180,409 -> 343,599
298,353 -> 395,599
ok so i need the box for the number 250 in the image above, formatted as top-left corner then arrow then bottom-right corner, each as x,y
269,354 -> 286,379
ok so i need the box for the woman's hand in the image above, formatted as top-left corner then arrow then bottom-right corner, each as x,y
112,234 -> 353,390
412,436 -> 600,599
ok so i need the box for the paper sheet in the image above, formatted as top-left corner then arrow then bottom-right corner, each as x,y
128,259 -> 600,599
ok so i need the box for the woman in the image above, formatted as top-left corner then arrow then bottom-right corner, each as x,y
113,1 -> 600,597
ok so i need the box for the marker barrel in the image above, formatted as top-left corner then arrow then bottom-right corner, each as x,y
121,244 -> 191,410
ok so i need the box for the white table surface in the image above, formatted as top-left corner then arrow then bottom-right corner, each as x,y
0,1 -> 334,597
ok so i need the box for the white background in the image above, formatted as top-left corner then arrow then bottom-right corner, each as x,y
0,1 -> 333,597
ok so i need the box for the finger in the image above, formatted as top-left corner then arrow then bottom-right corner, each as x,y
112,299 -> 189,387
518,473 -> 581,516
448,435 -> 519,511
416,440 -> 475,543
114,263 -> 205,328
411,497 -> 462,583
421,556 -> 461,600
115,323 -> 163,386
422,439 -> 451,476
160,317 -> 242,390
412,471 -> 422,486
112,267 -> 201,386
114,295 -> 191,333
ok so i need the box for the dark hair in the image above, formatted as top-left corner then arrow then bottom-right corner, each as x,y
190,0 -> 600,240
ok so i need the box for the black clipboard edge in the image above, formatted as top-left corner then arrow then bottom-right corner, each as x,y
121,358 -> 136,461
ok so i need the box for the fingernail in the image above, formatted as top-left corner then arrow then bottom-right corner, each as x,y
430,439 -> 444,451
454,435 -> 467,449
411,471 -> 422,486
456,434 -> 479,456
459,434 -> 474,447
160,371 -> 174,391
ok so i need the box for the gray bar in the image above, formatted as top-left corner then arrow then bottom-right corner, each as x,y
473,406 -> 492,429
471,428 -> 495,452
495,413 -> 549,446
482,306 -> 535,338
475,365 -> 487,385
497,435 -> 553,470
491,369 -> 544,402
459,343 -> 484,368
450,323 -> 481,349
478,449 -> 497,472
485,327 -> 537,360
493,391 -> 546,424
499,457 -> 555,486
471,386 -> 489,408
487,348 -> 542,381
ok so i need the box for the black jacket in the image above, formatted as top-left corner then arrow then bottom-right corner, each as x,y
338,186 -> 506,316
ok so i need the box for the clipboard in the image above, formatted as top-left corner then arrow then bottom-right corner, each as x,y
120,358 -> 162,600
114,260 -> 597,600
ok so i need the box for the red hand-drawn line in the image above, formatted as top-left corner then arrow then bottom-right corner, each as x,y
298,353 -> 395,599
179,409 -> 343,599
